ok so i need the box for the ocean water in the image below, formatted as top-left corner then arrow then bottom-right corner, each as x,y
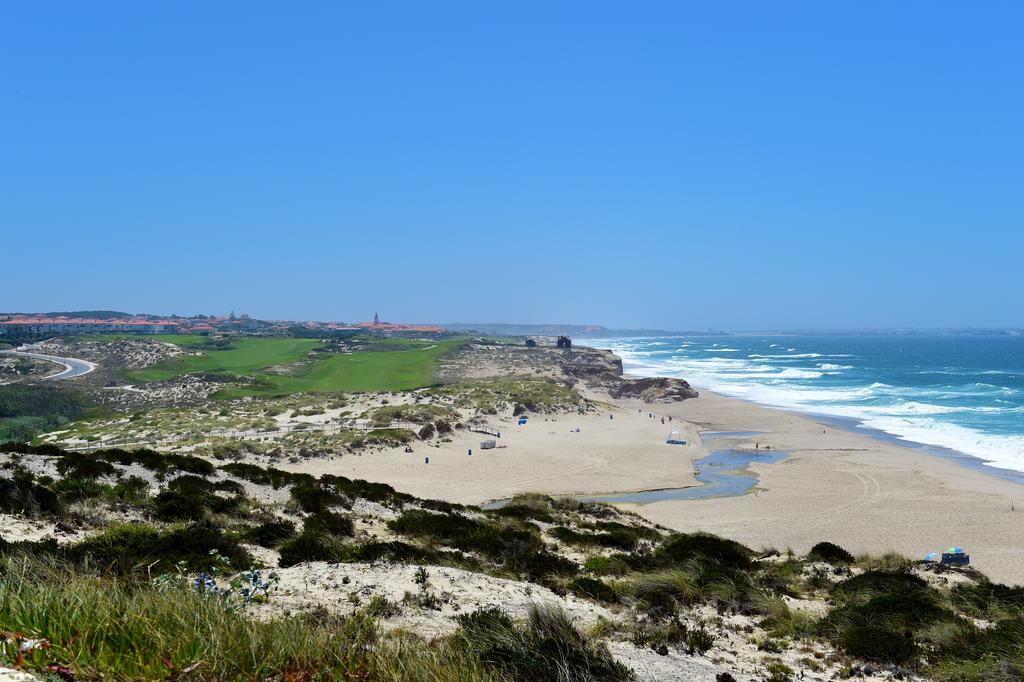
591,335 -> 1024,475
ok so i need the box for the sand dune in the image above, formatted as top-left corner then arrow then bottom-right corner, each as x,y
285,388 -> 1024,585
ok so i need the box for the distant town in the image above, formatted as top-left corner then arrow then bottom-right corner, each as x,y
2,312 -> 1018,340
0,311 -> 443,337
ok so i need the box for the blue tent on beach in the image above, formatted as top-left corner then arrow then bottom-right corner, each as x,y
925,547 -> 970,566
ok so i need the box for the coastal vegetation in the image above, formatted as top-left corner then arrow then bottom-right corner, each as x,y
3,335 -> 1023,680
3,443 -> 1024,680
120,336 -> 466,397
0,384 -> 88,443
427,377 -> 593,414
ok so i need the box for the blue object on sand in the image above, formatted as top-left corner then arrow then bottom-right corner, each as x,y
941,548 -> 970,566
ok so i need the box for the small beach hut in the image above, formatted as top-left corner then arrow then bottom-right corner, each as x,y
666,430 -> 687,445
481,440 -> 496,450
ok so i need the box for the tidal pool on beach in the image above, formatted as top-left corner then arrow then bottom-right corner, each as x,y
576,431 -> 786,504
484,431 -> 785,508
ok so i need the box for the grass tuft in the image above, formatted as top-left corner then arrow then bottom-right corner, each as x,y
456,605 -> 632,681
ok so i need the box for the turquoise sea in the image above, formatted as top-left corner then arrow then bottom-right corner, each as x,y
591,335 -> 1024,477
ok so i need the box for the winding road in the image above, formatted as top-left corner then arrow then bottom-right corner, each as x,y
1,345 -> 98,380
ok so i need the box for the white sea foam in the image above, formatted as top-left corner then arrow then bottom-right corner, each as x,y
598,337 -> 1024,473
749,353 -> 823,359
616,353 -> 1024,474
776,368 -> 824,378
859,416 -> 1024,472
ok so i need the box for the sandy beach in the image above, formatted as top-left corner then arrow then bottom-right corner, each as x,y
298,386 -> 1024,585
620,390 -> 1024,585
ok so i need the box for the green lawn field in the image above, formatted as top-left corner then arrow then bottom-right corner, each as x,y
124,337 -> 464,396
127,338 -> 322,383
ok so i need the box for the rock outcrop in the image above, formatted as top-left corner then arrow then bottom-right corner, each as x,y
558,348 -> 623,382
608,376 -> 699,403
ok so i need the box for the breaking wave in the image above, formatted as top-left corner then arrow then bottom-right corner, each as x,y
598,335 -> 1024,474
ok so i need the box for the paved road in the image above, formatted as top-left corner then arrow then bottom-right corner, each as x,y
2,346 -> 98,380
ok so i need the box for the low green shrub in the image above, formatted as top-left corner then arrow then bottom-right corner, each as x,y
760,606 -> 820,640
651,532 -> 752,570
290,482 -> 348,512
549,525 -> 641,551
831,569 -> 929,603
110,475 -> 150,504
153,489 -> 210,521
167,474 -> 216,494
55,454 -> 118,480
65,523 -> 253,575
569,576 -> 619,603
220,462 -> 305,489
246,518 -> 297,548
388,509 -> 576,578
631,564 -> 763,616
51,477 -> 111,502
278,530 -> 346,567
304,510 -> 355,538
456,605 -> 632,681
820,588 -> 966,664
490,502 -> 555,523
584,554 -> 631,576
85,447 -> 216,477
582,519 -> 660,541
808,541 -> 855,565
951,580 -> 1024,619
0,470 -> 61,516
320,474 -> 415,506
364,429 -> 415,446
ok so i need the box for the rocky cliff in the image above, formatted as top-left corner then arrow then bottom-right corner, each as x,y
558,346 -> 699,403
607,376 -> 699,403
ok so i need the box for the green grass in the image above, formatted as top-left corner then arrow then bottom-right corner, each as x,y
455,605 -> 632,682
248,339 -> 464,396
127,338 -> 322,382
124,337 -> 465,397
0,384 -> 87,443
0,557 -> 493,681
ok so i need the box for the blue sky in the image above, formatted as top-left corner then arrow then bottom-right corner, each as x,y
3,2 -> 1022,330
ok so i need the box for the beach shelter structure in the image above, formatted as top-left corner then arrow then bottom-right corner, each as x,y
941,547 -> 970,566
666,430 -> 687,445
